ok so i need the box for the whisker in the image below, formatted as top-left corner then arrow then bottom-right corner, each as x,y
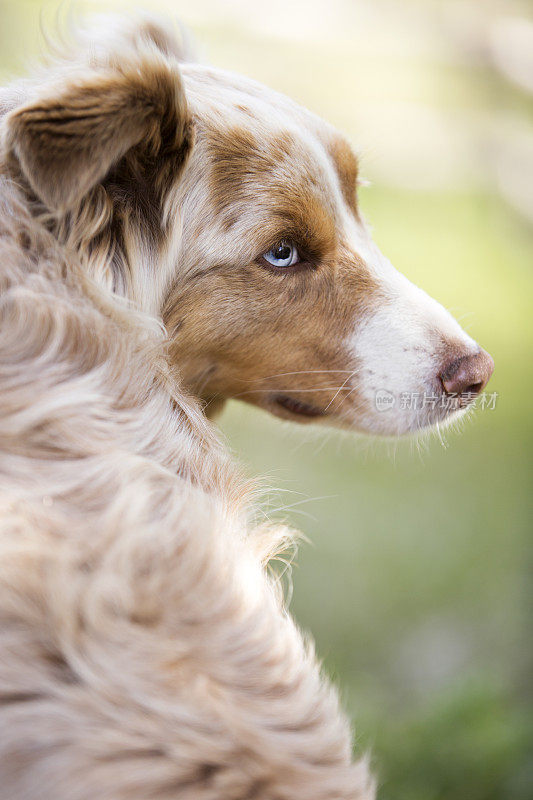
324,370 -> 356,412
232,386 -> 355,399
435,420 -> 447,448
331,382 -> 360,414
195,365 -> 217,396
242,370 -> 355,383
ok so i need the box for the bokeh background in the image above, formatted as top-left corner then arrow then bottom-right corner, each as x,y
1,0 -> 531,797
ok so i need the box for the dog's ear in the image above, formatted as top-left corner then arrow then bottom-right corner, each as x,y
5,51 -> 191,212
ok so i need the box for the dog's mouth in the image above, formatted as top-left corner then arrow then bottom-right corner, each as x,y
273,394 -> 326,419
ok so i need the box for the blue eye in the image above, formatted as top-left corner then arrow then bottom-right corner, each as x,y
263,240 -> 300,268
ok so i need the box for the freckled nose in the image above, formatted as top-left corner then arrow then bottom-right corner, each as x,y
440,349 -> 494,397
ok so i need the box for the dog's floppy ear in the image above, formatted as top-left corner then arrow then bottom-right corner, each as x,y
5,51 -> 191,211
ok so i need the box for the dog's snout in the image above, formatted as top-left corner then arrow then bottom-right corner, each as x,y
440,349 -> 494,397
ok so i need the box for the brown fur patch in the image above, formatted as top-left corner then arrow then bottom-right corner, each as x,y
164,241 -> 381,424
6,52 -> 191,212
206,125 -> 337,259
329,137 -> 359,213
207,125 -> 276,219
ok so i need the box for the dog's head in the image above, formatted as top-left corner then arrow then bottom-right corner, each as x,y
4,18 -> 493,436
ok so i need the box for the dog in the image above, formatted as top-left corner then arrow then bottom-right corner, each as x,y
0,15 -> 493,800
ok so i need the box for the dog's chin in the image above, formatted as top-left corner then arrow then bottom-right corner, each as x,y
250,389 -> 475,437
275,396 -> 472,435
343,401 -> 473,439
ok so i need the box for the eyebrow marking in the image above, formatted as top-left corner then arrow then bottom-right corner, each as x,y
328,136 -> 359,213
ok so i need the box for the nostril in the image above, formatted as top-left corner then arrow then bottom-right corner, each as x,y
464,381 -> 483,396
440,349 -> 494,398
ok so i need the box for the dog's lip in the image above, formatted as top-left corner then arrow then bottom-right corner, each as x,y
273,394 -> 327,418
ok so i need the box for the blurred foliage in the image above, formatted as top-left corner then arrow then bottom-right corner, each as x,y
0,1 -> 531,797
375,680 -> 533,800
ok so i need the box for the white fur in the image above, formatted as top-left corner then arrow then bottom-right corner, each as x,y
342,213 -> 478,433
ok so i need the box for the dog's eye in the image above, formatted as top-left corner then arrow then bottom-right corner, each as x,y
262,241 -> 300,268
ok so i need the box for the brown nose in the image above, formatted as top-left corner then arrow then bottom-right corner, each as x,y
440,349 -> 494,397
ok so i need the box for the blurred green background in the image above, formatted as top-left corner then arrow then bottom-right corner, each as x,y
1,1 -> 531,797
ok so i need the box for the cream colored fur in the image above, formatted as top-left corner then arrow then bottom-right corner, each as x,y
0,16 -> 374,800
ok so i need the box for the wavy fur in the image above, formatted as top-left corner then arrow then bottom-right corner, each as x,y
0,15 -> 373,800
